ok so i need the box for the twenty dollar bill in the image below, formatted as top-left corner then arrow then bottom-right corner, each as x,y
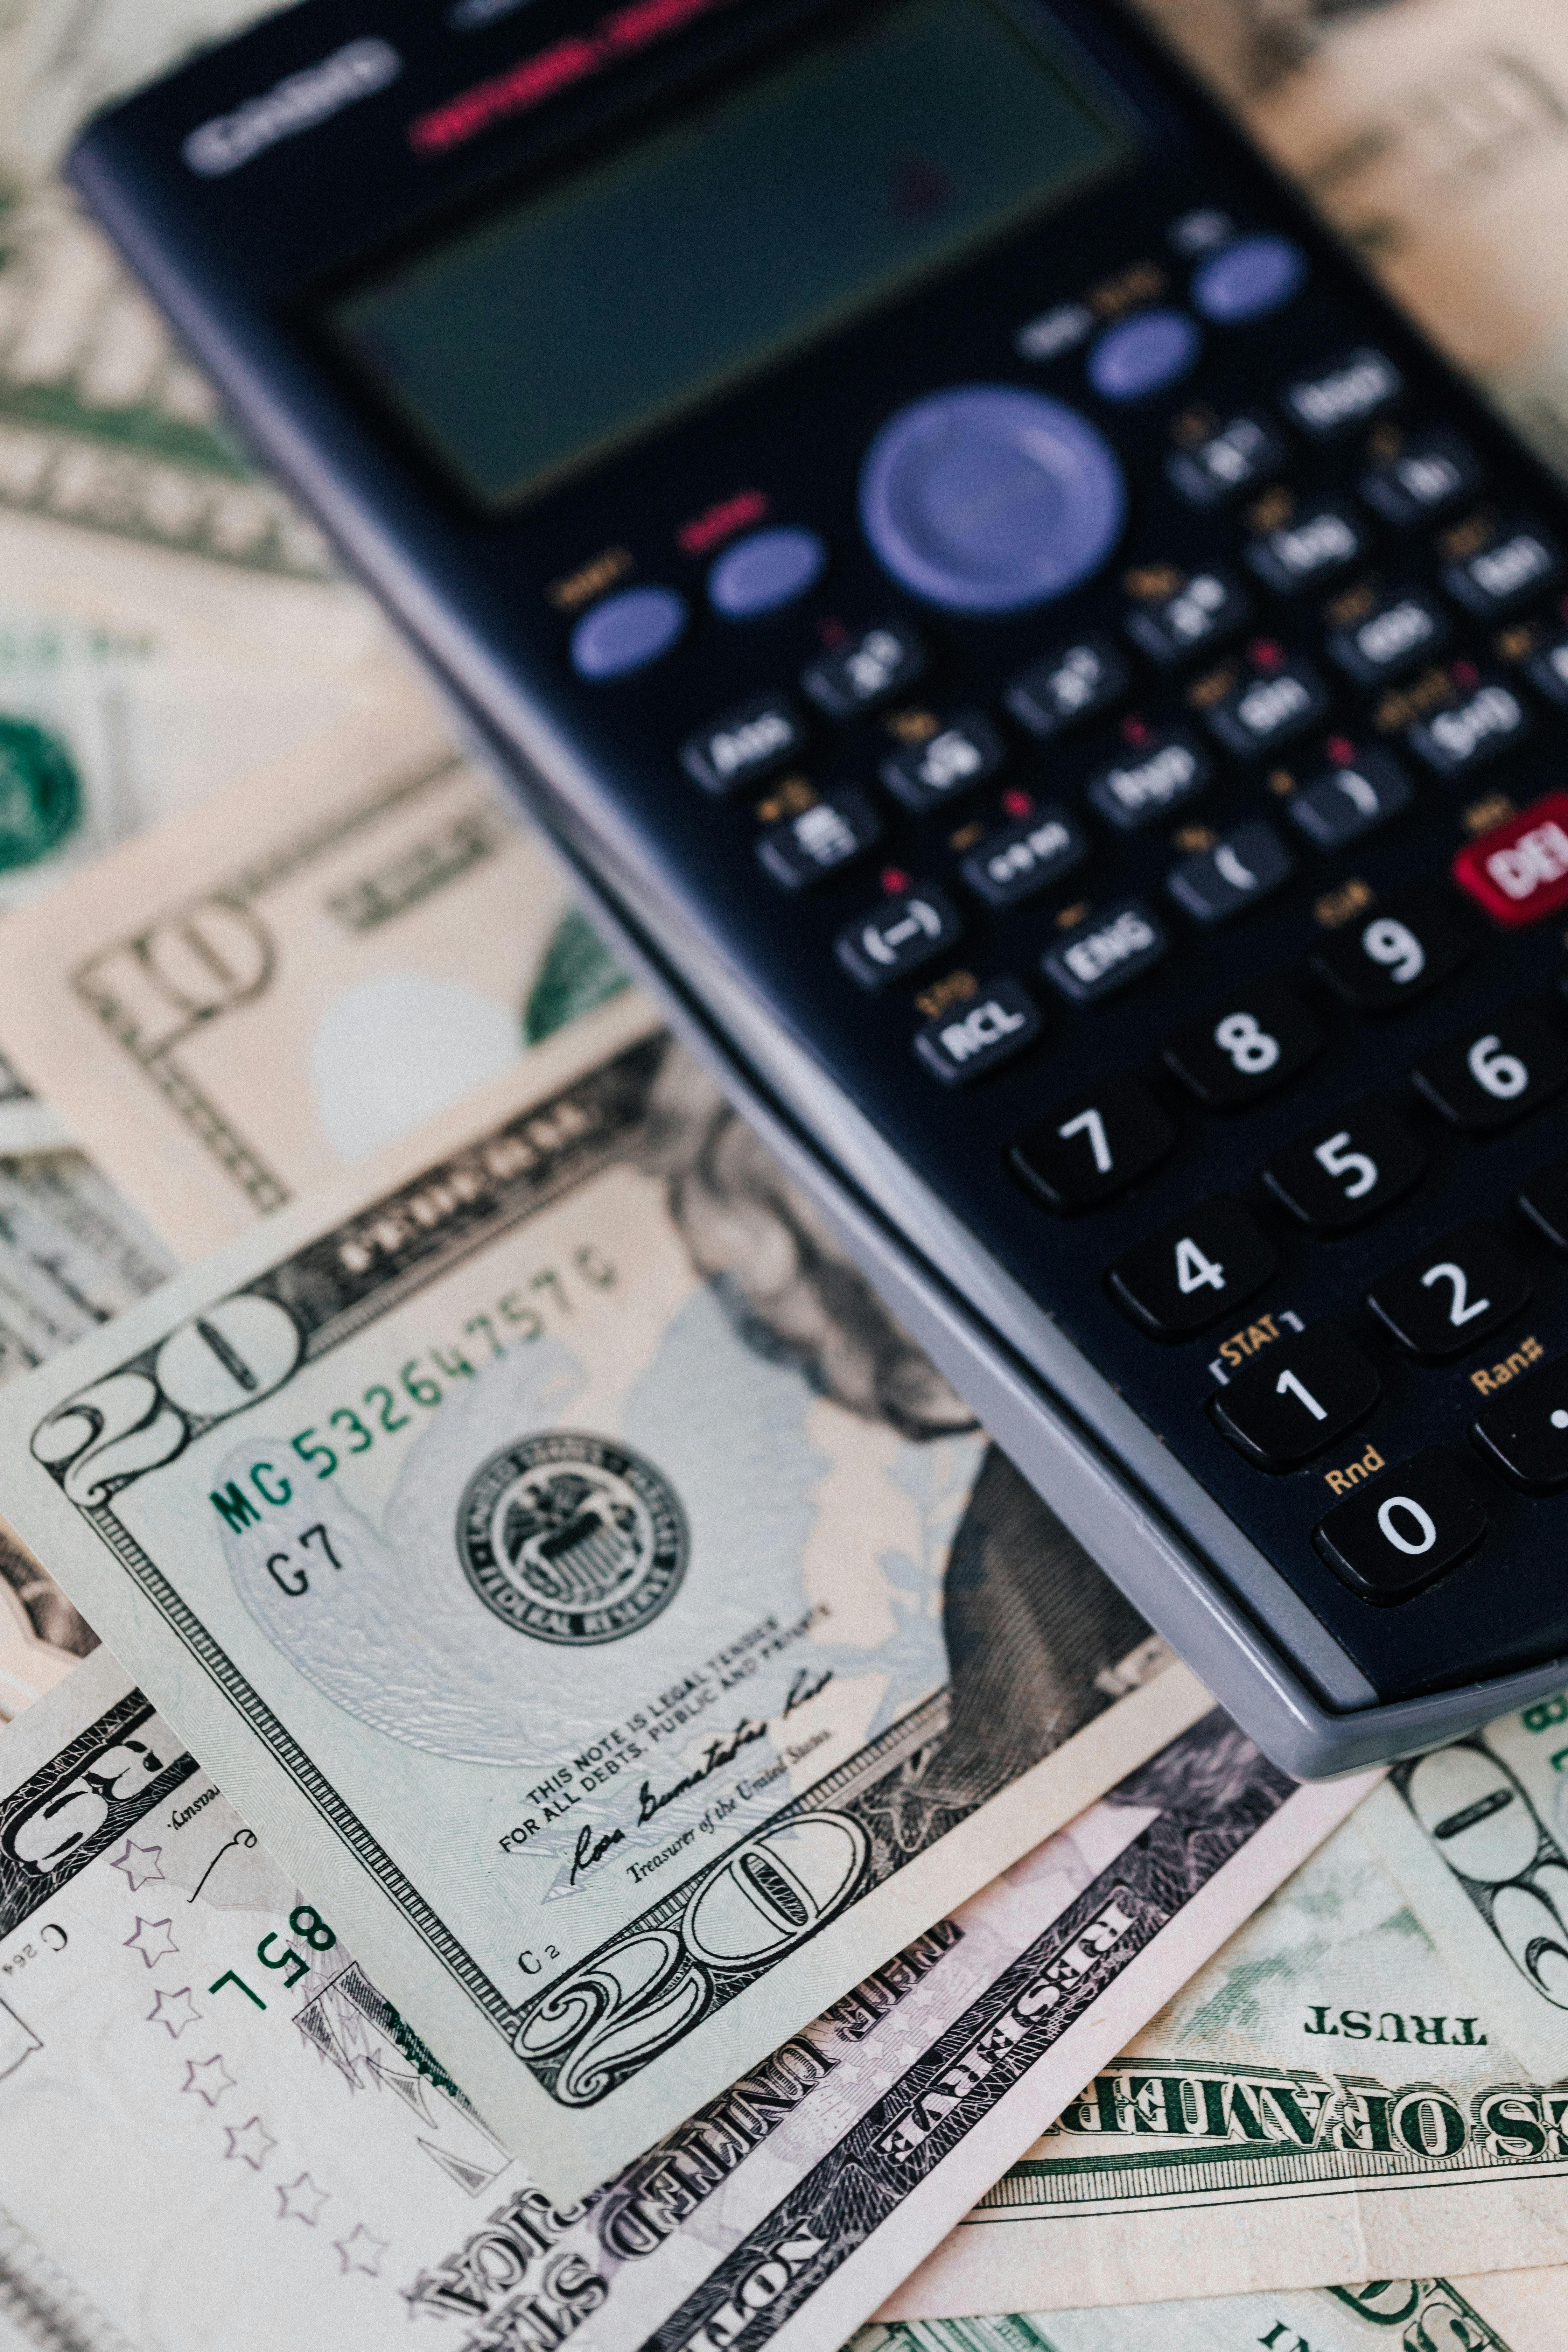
0,990 -> 1210,2196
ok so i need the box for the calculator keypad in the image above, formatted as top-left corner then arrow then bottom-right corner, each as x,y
628,184 -> 1568,1703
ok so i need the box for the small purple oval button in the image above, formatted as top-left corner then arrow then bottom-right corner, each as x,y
708,526 -> 827,618
570,585 -> 686,680
1087,308 -> 1201,403
1192,233 -> 1308,325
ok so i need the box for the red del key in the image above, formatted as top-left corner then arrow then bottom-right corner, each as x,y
1452,790 -> 1568,925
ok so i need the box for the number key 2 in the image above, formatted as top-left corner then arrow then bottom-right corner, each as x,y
1366,1221 -> 1531,1360
1413,1009 -> 1568,1132
1264,1100 -> 1427,1230
1108,1196 -> 1278,1338
1010,1073 -> 1175,1212
1163,982 -> 1322,1109
1211,1321 -> 1381,1467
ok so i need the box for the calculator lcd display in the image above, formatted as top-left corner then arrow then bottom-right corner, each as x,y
329,0 -> 1133,510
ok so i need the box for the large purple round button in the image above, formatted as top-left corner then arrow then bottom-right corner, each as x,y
569,585 -> 686,680
1087,308 -> 1201,403
858,384 -> 1126,614
1191,233 -> 1307,324
708,525 -> 827,617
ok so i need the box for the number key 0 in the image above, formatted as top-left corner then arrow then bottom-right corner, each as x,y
1163,981 -> 1323,1110
1108,1197 -> 1277,1338
1010,1073 -> 1175,1211
1211,1321 -> 1381,1467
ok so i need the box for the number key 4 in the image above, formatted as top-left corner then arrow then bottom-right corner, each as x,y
1108,1196 -> 1277,1338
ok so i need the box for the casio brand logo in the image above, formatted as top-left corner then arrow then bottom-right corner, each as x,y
182,37 -> 401,178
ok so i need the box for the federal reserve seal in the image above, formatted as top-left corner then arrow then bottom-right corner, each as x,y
457,1432 -> 688,1646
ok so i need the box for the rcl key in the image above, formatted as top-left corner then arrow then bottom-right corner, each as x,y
1452,792 -> 1568,926
916,979 -> 1042,1086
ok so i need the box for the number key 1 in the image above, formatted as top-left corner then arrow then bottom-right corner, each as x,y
1163,981 -> 1323,1110
1211,1321 -> 1381,1466
1010,1073 -> 1175,1211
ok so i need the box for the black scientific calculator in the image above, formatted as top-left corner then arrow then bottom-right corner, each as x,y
74,0 -> 1568,1771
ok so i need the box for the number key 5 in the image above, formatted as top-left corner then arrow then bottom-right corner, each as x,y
1264,1099 -> 1427,1231
1413,1009 -> 1568,1132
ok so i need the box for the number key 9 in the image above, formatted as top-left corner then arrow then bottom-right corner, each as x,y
1311,884 -> 1472,1012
